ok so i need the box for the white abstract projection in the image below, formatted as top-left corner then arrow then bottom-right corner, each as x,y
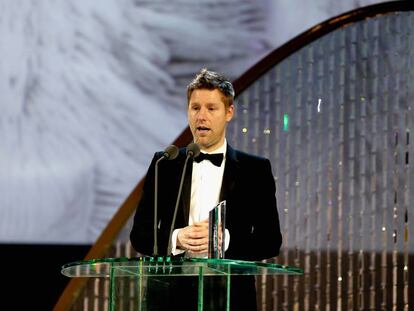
0,0 -> 272,243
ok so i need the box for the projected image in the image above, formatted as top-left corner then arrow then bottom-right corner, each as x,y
0,0 -> 277,244
0,0 -> 390,244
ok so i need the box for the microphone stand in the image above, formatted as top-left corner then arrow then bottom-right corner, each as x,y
167,143 -> 200,255
153,145 -> 178,257
166,155 -> 190,256
153,156 -> 163,257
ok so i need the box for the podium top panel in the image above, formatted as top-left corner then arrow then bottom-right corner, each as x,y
61,256 -> 303,278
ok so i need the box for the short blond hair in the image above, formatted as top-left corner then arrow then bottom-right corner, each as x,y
187,68 -> 235,108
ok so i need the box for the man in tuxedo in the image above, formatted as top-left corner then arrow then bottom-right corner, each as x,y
130,68 -> 282,310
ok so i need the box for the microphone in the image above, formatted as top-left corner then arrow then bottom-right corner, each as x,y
166,142 -> 200,255
153,145 -> 179,256
162,145 -> 179,160
186,142 -> 201,158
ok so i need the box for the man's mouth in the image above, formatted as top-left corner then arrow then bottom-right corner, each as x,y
196,127 -> 210,135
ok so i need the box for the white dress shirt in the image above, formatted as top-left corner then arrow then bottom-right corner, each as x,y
172,140 -> 230,256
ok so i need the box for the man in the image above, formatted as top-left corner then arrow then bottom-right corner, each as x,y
130,68 -> 282,310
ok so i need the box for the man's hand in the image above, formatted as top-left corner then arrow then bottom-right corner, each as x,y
177,220 -> 209,254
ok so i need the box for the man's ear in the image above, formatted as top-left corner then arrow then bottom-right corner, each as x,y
226,105 -> 234,122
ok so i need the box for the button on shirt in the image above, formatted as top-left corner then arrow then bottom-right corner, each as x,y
172,141 -> 230,256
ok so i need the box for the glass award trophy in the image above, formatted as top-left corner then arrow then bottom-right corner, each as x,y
208,200 -> 226,259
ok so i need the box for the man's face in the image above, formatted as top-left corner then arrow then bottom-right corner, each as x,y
188,89 -> 234,152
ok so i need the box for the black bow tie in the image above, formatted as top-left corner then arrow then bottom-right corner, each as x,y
194,152 -> 224,167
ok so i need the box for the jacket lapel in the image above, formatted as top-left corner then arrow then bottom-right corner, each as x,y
219,144 -> 239,202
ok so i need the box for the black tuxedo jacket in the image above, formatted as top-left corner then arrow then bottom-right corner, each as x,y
130,144 -> 282,261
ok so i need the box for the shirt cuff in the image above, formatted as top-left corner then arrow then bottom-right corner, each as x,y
224,228 -> 230,251
171,228 -> 185,256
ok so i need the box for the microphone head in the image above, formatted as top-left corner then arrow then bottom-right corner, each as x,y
163,145 -> 179,160
186,142 -> 200,158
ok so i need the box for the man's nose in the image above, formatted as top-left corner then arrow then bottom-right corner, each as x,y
197,107 -> 208,119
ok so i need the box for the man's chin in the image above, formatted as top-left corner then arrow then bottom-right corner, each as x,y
194,139 -> 209,149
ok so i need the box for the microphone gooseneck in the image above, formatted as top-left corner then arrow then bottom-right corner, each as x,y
153,145 -> 179,256
167,143 -> 200,255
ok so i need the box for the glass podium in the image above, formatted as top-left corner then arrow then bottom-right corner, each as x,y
62,256 -> 303,311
